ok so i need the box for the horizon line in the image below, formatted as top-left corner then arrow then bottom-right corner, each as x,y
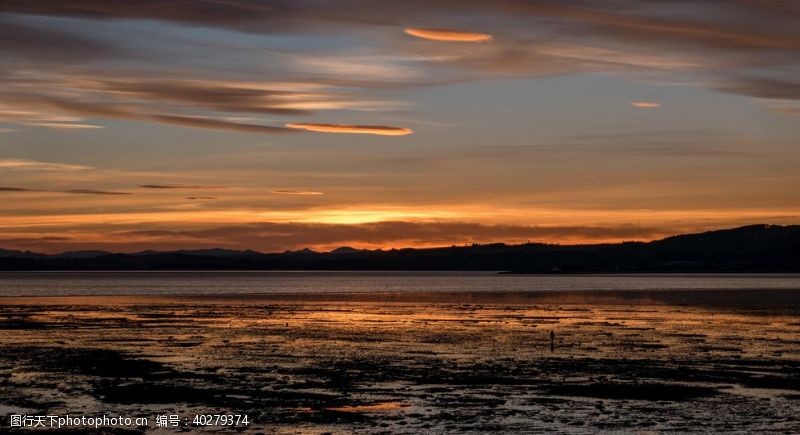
1,223 -> 792,257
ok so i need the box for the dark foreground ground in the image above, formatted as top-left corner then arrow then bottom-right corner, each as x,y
1,290 -> 799,433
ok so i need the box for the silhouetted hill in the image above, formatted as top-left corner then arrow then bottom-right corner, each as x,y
132,248 -> 261,258
0,248 -> 44,259
50,250 -> 113,259
0,224 -> 798,272
330,246 -> 366,254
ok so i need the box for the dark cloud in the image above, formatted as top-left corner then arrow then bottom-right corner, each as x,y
0,94 -> 299,134
489,0 -> 800,51
0,0 -> 300,30
1,0 -> 798,135
0,18 -> 117,61
186,196 -> 217,200
0,236 -> 71,243
0,186 -> 131,195
718,77 -> 800,100
62,189 -> 132,195
96,80 -> 309,116
5,1 -> 798,52
0,187 -> 33,192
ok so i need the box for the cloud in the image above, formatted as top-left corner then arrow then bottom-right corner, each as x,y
1,72 -> 407,135
0,187 -> 33,192
457,1 -> 800,52
271,190 -> 325,196
0,159 -> 93,171
0,186 -> 132,195
0,19 -> 118,61
0,236 -> 72,245
7,1 -> 798,54
0,93 -> 300,134
717,77 -> 800,100
405,28 -> 493,43
93,79 -> 310,116
629,101 -> 661,108
139,184 -> 222,189
60,189 -> 132,195
146,114 -> 297,134
0,102 -> 105,130
761,99 -> 800,116
285,123 -> 413,135
0,0 -> 298,31
1,0 -> 798,135
22,122 -> 104,130
1,220 -> 669,253
186,196 -> 217,200
106,220 -> 668,252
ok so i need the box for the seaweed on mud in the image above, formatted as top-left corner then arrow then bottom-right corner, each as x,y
94,381 -> 223,405
541,382 -> 719,401
311,409 -> 371,423
0,318 -> 48,330
534,357 -> 800,391
738,374 -> 800,390
2,347 -> 173,379
2,299 -> 799,432
432,394 -> 507,407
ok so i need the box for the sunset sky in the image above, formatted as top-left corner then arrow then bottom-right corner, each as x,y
1,1 -> 799,253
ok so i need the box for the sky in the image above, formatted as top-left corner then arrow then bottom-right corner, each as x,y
0,0 -> 799,253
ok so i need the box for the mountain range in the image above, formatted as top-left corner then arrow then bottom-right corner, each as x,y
1,224 -> 798,272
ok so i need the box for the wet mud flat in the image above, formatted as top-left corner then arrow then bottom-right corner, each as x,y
0,289 -> 799,433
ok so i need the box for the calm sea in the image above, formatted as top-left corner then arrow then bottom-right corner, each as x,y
0,271 -> 799,297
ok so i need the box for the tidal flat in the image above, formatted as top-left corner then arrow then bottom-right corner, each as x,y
1,289 -> 799,433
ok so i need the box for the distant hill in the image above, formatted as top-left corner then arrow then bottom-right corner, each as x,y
0,248 -> 44,259
50,250 -> 113,259
132,248 -> 261,258
0,224 -> 798,272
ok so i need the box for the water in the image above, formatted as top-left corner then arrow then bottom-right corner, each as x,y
0,271 -> 799,296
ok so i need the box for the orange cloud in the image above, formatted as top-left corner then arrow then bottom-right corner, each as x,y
139,184 -> 222,189
271,190 -> 325,196
0,221 -> 667,253
0,186 -> 131,195
405,27 -> 493,43
285,123 -> 413,136
61,189 -> 132,195
0,159 -> 92,171
630,101 -> 661,108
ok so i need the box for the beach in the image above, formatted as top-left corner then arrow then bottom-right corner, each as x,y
1,286 -> 799,433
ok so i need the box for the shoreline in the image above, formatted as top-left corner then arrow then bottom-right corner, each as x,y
1,288 -> 799,316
